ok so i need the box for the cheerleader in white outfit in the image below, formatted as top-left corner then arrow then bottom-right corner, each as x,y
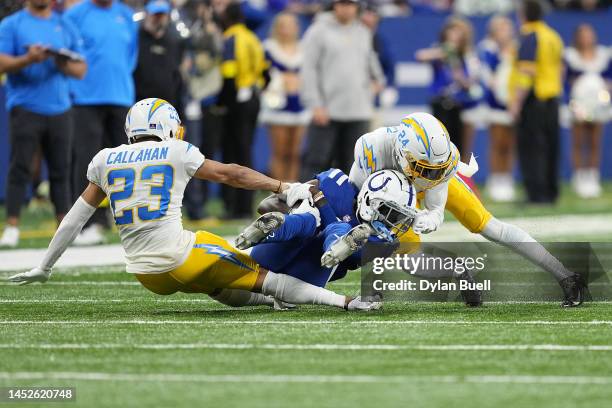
259,13 -> 310,182
565,24 -> 612,198
478,15 -> 516,202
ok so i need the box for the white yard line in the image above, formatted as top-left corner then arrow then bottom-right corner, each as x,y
1,213 -> 611,271
2,299 -> 612,305
0,281 -> 139,285
1,320 -> 612,325
0,343 -> 609,351
0,299 -> 215,303
0,371 -> 611,385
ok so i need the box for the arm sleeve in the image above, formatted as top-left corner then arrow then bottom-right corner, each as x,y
299,27 -> 324,108
183,142 -> 206,177
422,181 -> 449,228
39,197 -> 97,271
0,18 -> 15,55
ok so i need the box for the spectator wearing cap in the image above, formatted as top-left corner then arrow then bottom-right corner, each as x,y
299,0 -> 385,179
64,0 -> 138,245
0,0 -> 86,247
134,0 -> 187,111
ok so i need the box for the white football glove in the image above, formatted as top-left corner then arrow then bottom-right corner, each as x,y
291,199 -> 321,227
285,183 -> 313,207
412,210 -> 439,235
8,267 -> 51,285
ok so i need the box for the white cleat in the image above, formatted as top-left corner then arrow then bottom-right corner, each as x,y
321,223 -> 373,268
346,296 -> 382,311
73,224 -> 105,246
235,212 -> 285,250
0,226 -> 19,248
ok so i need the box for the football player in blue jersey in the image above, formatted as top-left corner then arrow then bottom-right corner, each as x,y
235,168 -> 483,307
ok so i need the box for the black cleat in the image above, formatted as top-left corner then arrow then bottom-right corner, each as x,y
456,270 -> 482,307
560,274 -> 588,308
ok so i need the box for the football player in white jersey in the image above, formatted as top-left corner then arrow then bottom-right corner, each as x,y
341,112 -> 587,307
8,98 -> 379,311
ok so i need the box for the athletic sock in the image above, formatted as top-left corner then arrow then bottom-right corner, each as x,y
261,271 -> 346,308
481,217 -> 573,281
211,289 -> 274,307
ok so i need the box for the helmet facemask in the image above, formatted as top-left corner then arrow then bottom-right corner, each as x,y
366,197 -> 415,239
400,150 -> 452,189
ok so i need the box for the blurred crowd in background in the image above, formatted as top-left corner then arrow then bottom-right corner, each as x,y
0,0 -> 611,247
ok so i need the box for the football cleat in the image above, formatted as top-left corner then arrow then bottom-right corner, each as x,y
235,212 -> 285,250
560,274 -> 588,308
345,296 -> 382,311
321,223 -> 373,268
456,270 -> 482,307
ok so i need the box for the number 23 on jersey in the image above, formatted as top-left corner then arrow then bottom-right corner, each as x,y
107,164 -> 174,225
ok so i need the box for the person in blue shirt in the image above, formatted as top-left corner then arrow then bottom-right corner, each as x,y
63,0 -> 138,245
0,0 -> 86,248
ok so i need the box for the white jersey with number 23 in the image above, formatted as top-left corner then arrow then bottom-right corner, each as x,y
86,139 -> 205,274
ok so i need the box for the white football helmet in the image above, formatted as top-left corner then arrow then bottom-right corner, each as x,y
124,98 -> 185,144
357,169 -> 417,240
394,112 -> 459,190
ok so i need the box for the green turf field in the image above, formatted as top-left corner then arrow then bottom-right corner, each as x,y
1,267 -> 611,408
2,182 -> 612,249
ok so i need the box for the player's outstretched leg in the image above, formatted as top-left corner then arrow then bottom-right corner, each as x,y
481,217 -> 588,307
235,212 -> 286,250
256,269 -> 381,311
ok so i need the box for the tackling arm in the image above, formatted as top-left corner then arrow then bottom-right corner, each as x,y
8,183 -> 106,284
194,159 -> 289,194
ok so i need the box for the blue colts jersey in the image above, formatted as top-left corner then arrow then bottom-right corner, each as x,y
250,168 -> 361,287
316,168 -> 359,226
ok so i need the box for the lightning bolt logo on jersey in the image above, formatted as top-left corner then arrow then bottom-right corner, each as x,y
194,244 -> 255,271
362,140 -> 377,173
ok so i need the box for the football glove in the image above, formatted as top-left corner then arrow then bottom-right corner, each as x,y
412,210 -> 439,235
8,267 -> 51,285
285,183 -> 313,207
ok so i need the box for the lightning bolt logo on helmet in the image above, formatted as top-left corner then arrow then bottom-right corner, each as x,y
394,112 -> 459,191
125,98 -> 185,144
